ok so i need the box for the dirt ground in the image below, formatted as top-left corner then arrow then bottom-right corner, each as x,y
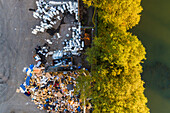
0,0 -> 50,113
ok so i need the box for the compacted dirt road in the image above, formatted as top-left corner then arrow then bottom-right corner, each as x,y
0,0 -> 48,112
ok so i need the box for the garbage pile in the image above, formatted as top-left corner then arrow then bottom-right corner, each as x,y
17,64 -> 83,112
33,43 -> 52,68
16,0 -> 93,112
33,43 -> 76,70
32,0 -> 84,56
48,1 -> 78,20
32,0 -> 79,35
52,50 -> 73,67
63,25 -> 84,56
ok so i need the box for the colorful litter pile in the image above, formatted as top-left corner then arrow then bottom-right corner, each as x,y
17,64 -> 83,112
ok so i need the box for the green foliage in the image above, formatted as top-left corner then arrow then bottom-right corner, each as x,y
83,0 -> 143,31
75,70 -> 91,100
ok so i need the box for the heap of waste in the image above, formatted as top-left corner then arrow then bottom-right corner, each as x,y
17,64 -> 84,112
16,0 -> 93,112
32,0 -> 78,35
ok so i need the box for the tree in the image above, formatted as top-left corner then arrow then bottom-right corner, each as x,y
78,0 -> 150,112
87,26 -> 146,73
83,0 -> 143,31
85,30 -> 149,112
75,70 -> 91,100
75,70 -> 92,113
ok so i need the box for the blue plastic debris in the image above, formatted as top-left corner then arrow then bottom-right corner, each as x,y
26,76 -> 30,86
20,84 -> 26,91
44,104 -> 47,107
77,106 -> 81,112
46,98 -> 49,102
55,100 -> 58,104
26,68 -> 29,72
29,64 -> 34,70
44,104 -> 48,109
78,66 -> 81,69
30,73 -> 32,77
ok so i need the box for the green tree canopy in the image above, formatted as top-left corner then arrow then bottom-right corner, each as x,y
75,70 -> 92,100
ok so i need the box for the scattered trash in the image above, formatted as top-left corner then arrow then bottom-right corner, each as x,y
45,39 -> 53,45
52,50 -> 63,59
66,34 -> 69,37
26,76 -> 31,86
67,84 -> 74,90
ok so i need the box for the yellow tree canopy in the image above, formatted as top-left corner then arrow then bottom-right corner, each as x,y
80,0 -> 150,112
90,70 -> 149,113
85,30 -> 149,112
87,29 -> 146,76
83,0 -> 143,31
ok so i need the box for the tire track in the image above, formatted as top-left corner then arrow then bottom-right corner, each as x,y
0,0 -> 3,8
0,0 -> 20,104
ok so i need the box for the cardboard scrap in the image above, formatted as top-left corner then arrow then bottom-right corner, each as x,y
16,88 -> 20,93
46,72 -> 52,78
33,68 -> 41,73
56,92 -> 63,98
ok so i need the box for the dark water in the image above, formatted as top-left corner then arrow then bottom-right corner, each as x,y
131,0 -> 170,112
